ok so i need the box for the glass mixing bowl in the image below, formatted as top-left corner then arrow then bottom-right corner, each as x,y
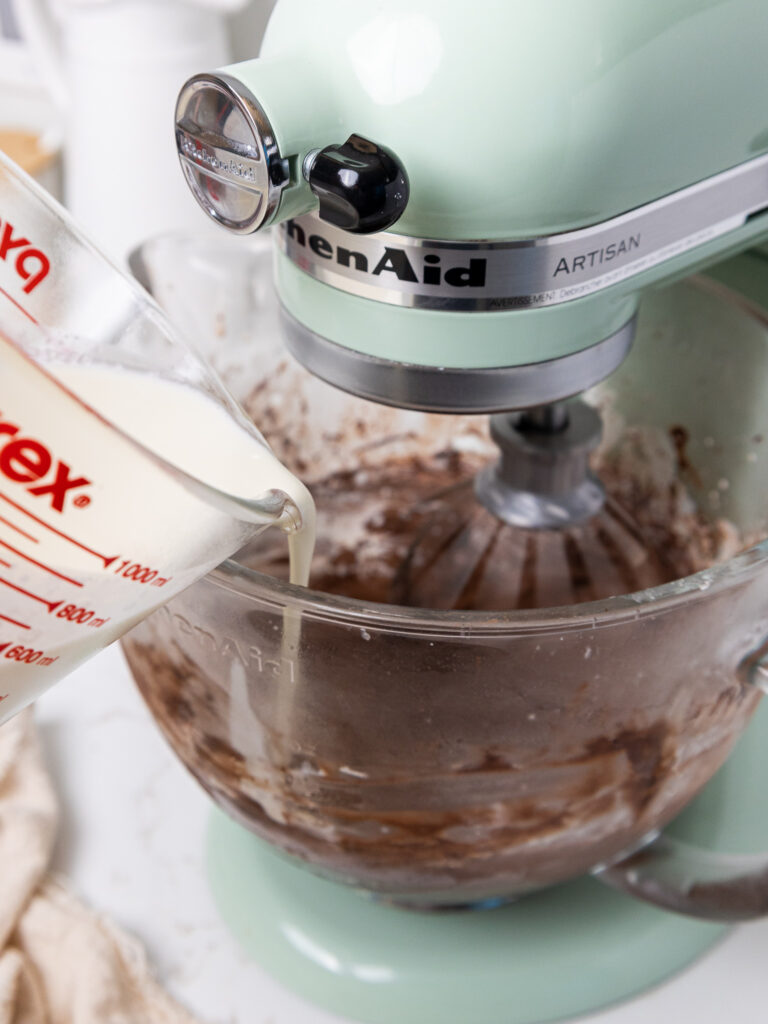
123,236 -> 768,912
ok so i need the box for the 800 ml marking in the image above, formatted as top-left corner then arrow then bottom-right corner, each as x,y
113,560 -> 170,586
55,603 -> 108,627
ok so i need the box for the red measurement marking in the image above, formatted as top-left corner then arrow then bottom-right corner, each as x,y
0,537 -> 83,586
0,491 -> 116,568
0,575 -> 61,612
0,514 -> 37,543
0,285 -> 37,325
0,559 -> 9,568
0,615 -> 30,631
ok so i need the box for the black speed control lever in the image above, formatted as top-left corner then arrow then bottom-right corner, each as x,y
304,134 -> 409,234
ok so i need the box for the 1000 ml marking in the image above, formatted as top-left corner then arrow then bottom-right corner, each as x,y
113,560 -> 170,586
0,642 -> 57,667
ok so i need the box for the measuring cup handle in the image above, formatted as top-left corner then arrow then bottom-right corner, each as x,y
592,650 -> 768,922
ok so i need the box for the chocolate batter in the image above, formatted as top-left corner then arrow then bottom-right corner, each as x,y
242,421 -> 745,611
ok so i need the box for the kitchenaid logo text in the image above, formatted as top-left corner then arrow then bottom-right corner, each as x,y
280,216 -> 654,310
283,219 -> 487,288
177,134 -> 258,185
0,415 -> 90,512
552,233 -> 641,277
0,219 -> 50,294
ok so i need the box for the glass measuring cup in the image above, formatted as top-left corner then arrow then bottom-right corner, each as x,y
0,151 -> 312,722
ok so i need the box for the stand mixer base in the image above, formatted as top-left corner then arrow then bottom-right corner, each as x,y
206,701 -> 768,1024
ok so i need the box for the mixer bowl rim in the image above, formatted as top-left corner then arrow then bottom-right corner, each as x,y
208,537 -> 768,635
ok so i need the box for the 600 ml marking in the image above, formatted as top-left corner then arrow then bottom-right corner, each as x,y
0,641 -> 58,667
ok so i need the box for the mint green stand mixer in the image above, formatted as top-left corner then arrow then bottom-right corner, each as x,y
168,1 -> 768,1020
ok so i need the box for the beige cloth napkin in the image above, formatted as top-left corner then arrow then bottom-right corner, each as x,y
0,709 -> 199,1024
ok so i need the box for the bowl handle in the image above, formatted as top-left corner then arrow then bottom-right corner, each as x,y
591,650 -> 768,922
592,834 -> 768,922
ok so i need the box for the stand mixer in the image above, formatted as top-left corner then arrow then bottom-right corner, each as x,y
122,1 -> 768,1021
173,0 -> 768,609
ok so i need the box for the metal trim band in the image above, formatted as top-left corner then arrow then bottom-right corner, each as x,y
277,151 -> 768,311
280,307 -> 636,413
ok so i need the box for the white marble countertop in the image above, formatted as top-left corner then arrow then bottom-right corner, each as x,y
36,644 -> 768,1024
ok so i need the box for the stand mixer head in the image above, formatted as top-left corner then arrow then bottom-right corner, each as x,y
174,0 -> 768,415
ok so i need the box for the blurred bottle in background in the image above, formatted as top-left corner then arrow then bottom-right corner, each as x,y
0,0 -> 62,195
12,0 -> 276,262
229,0 -> 275,60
